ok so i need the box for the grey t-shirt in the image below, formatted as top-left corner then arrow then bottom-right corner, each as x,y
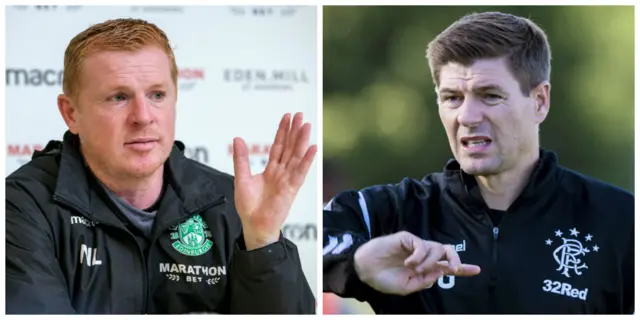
102,184 -> 159,237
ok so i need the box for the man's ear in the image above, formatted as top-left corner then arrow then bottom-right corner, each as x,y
531,81 -> 551,124
58,94 -> 80,134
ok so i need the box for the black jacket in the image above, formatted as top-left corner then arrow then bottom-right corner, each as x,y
6,131 -> 314,314
323,150 -> 633,314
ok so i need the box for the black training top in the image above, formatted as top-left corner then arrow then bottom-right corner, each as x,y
6,131 -> 314,314
323,149 -> 633,314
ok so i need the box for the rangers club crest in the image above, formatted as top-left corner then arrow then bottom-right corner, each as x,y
170,215 -> 213,256
545,228 -> 599,278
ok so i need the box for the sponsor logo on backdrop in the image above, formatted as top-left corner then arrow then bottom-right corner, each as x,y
222,69 -> 309,92
6,68 -> 63,87
227,143 -> 270,173
7,143 -> 43,169
34,5 -> 58,11
184,146 -> 209,164
7,143 -> 43,157
7,143 -> 209,170
282,223 -> 316,241
229,6 -> 298,17
131,6 -> 183,13
6,67 -> 200,89
11,5 -> 81,11
11,5 -> 56,11
178,68 -> 205,92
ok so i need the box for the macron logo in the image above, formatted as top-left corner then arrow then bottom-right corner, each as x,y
71,216 -> 98,227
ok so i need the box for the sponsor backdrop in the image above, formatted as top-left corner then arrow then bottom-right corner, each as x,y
5,5 -> 318,297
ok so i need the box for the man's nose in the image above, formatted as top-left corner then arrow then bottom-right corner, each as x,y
457,98 -> 483,128
129,94 -> 153,125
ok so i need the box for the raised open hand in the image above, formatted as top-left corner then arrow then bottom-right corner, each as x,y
232,113 -> 317,250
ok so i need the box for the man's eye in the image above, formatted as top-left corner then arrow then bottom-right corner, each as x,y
110,94 -> 126,102
443,96 -> 462,102
483,93 -> 503,102
441,95 -> 463,107
150,91 -> 165,100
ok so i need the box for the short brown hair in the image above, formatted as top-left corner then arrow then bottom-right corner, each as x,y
426,12 -> 551,95
62,18 -> 178,98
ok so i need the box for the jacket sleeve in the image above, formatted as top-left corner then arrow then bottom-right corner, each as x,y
622,225 -> 634,314
6,183 -> 76,314
228,234 -> 315,314
323,179 -> 415,303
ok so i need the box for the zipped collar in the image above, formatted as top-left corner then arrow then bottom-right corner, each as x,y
45,131 -> 226,223
440,149 -> 563,215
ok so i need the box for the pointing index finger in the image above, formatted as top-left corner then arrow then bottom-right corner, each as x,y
436,261 -> 482,277
454,264 -> 482,277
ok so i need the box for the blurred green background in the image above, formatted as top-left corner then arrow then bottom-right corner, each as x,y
322,5 -> 634,314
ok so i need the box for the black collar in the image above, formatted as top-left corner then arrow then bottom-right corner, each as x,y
47,131 -> 224,224
440,149 -> 563,214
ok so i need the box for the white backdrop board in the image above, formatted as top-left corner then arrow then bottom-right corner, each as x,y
5,5 -> 318,300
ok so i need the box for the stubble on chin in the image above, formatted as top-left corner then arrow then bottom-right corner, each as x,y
458,156 -> 502,176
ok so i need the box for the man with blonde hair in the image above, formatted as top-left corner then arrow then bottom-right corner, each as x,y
6,18 -> 316,314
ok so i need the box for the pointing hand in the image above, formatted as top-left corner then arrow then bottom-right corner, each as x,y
354,231 -> 481,295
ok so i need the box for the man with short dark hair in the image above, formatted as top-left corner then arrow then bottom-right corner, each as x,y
6,18 -> 317,314
323,11 -> 633,314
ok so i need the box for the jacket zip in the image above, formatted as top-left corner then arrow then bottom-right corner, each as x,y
53,194 -> 148,314
492,227 -> 499,266
486,214 -> 500,314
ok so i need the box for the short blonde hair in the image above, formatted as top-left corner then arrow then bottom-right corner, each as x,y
62,18 -> 178,98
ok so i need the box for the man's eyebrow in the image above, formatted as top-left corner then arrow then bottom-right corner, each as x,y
95,85 -> 128,95
437,84 -> 507,95
98,82 -> 170,93
437,87 -> 460,94
148,83 -> 169,90
473,84 -> 506,92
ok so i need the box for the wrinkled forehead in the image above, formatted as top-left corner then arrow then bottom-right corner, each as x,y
437,58 -> 519,93
82,48 -> 171,76
80,48 -> 173,90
